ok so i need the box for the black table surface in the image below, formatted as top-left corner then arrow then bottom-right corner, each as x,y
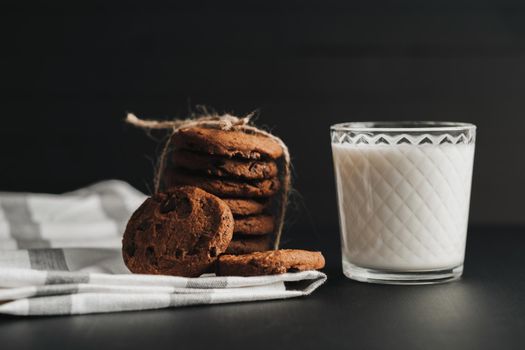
1,226 -> 524,350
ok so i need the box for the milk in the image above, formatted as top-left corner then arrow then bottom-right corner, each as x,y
332,142 -> 475,271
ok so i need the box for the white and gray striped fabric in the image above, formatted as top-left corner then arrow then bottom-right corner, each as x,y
0,180 -> 327,316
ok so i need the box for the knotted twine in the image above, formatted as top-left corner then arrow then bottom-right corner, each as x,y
125,112 -> 291,249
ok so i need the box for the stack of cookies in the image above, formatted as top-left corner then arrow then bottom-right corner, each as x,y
163,126 -> 284,254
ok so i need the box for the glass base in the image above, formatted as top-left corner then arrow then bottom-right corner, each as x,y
342,260 -> 463,285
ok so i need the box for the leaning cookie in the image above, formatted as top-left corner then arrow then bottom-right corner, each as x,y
172,149 -> 278,180
166,170 -> 280,198
172,126 -> 284,160
234,215 -> 275,235
216,249 -> 325,276
122,186 -> 234,277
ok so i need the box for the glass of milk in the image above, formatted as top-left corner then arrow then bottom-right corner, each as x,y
331,122 -> 476,284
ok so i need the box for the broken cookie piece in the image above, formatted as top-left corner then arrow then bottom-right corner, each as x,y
216,249 -> 325,276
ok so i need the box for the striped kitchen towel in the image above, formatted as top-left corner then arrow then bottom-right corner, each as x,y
0,180 -> 327,316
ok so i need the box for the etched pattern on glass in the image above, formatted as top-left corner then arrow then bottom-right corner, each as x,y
331,131 -> 475,146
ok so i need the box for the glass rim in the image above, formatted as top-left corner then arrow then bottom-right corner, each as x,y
331,121 -> 476,133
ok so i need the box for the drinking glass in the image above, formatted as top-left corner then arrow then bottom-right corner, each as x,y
331,122 -> 476,284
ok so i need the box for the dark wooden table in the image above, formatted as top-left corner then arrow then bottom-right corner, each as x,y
1,226 -> 523,350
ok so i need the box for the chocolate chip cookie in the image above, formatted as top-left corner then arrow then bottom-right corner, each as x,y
172,149 -> 278,180
221,198 -> 269,216
225,235 -> 273,254
122,186 -> 234,277
234,215 -> 275,235
216,249 -> 325,276
171,126 -> 283,160
167,170 -> 280,198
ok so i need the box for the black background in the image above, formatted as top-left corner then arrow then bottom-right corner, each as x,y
1,0 -> 524,246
